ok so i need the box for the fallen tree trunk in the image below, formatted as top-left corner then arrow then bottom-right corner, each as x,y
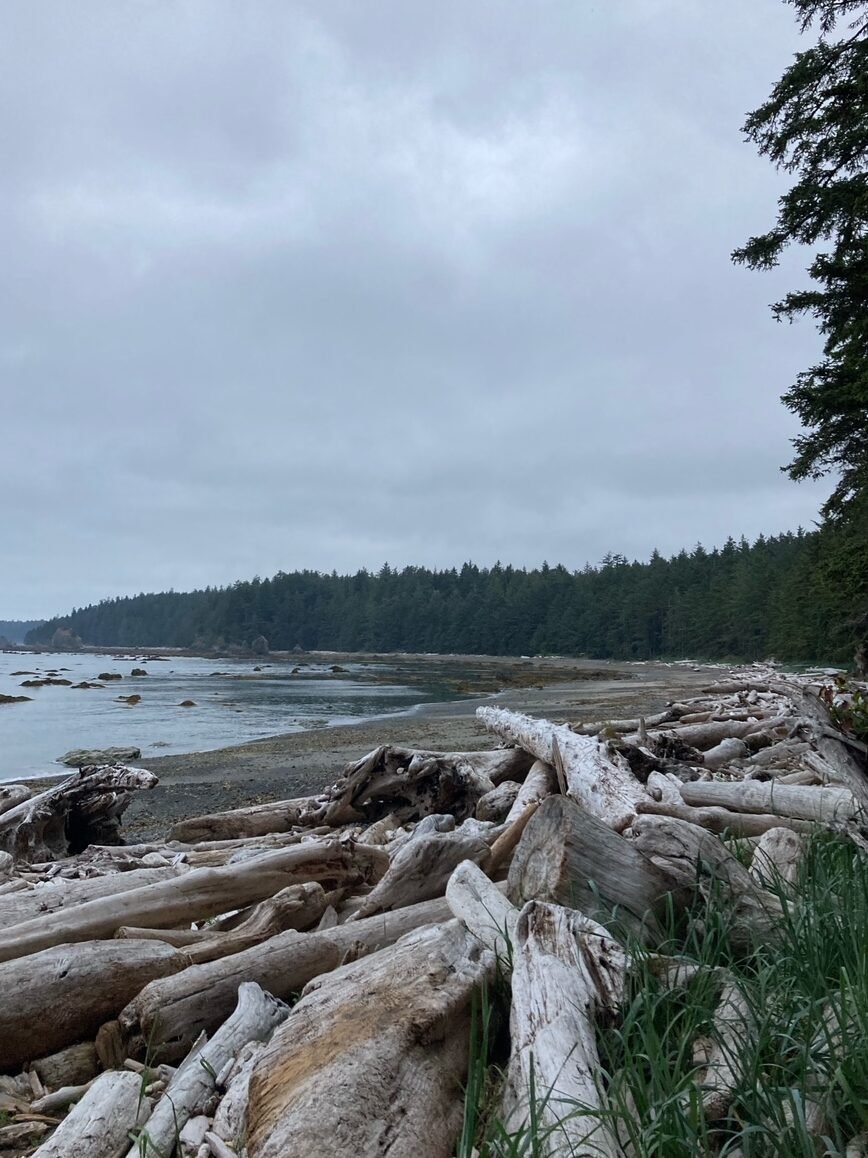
246,921 -> 494,1158
0,765 -> 159,862
0,841 -> 384,964
504,759 -> 558,823
678,779 -> 862,824
168,796 -> 316,844
127,983 -> 287,1158
507,795 -> 687,945
635,797 -> 816,837
501,901 -> 627,1157
0,938 -> 188,1070
477,707 -> 649,830
0,865 -> 185,928
31,1070 -> 150,1158
118,894 -> 453,1059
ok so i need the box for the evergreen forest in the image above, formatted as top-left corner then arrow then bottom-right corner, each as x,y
25,513 -> 868,664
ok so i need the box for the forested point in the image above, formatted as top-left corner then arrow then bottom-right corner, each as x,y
25,520 -> 867,663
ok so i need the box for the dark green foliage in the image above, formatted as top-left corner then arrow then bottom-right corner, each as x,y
23,528 -> 861,662
733,1 -> 868,520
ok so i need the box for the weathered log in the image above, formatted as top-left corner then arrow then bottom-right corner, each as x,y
678,779 -> 862,824
0,841 -> 384,964
169,796 -> 316,844
127,983 -> 287,1158
350,824 -> 489,920
115,881 -> 328,961
630,815 -> 781,948
246,921 -> 494,1158
635,797 -> 815,837
507,795 -> 686,944
772,681 -> 868,808
119,894 -> 453,1059
31,1042 -> 100,1090
318,744 -> 534,828
0,765 -> 159,862
0,938 -> 189,1070
211,1041 -> 264,1151
570,706 -> 683,736
476,780 -> 521,822
504,759 -> 558,823
701,737 -> 749,769
0,865 -> 185,928
749,828 -> 806,891
31,1070 -> 150,1158
0,783 -> 31,818
445,858 -> 517,965
501,901 -> 627,1156
698,979 -> 755,1121
477,707 -> 649,829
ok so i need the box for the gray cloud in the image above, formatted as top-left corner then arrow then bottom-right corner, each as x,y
1,0 -> 830,618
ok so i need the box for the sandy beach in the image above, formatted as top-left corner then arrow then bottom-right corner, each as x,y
122,655 -> 731,840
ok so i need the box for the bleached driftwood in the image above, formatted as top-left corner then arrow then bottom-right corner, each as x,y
0,783 -> 31,817
127,983 -> 287,1158
476,780 -> 522,822
507,795 -> 685,944
31,1070 -> 150,1158
635,797 -> 815,837
697,979 -> 755,1121
501,901 -> 627,1157
0,765 -> 159,862
477,706 -> 649,830
0,841 -> 384,964
31,1042 -> 100,1089
0,938 -> 188,1069
630,815 -> 782,948
246,921 -> 494,1158
445,858 -> 517,965
211,1041 -> 265,1151
116,881 -> 328,961
503,759 -> 558,823
169,795 -> 317,843
678,780 -> 862,825
350,825 -> 490,920
748,827 -> 806,890
0,865 -> 185,928
119,894 -> 452,1059
317,744 -> 534,827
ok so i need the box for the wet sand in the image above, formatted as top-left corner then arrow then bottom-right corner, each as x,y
123,655 -> 730,840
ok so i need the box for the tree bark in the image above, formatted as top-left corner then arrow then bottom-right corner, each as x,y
246,921 -> 494,1158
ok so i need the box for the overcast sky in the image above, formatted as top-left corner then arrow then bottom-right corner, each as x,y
1,1 -> 831,619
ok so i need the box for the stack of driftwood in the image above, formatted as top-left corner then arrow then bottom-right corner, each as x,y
0,671 -> 866,1157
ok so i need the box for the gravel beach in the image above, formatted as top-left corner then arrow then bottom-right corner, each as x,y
122,655 -> 729,841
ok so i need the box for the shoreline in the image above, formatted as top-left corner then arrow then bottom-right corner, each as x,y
120,657 -> 731,840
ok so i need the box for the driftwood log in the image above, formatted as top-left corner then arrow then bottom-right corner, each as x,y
477,706 -> 649,829
31,1070 -> 150,1158
247,921 -> 494,1158
0,765 -> 158,861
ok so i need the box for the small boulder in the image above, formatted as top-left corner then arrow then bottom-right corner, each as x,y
179,699 -> 197,707
131,668 -> 148,676
98,672 -> 123,681
59,745 -> 142,767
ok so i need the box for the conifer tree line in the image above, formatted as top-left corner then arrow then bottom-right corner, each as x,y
25,523 -> 862,662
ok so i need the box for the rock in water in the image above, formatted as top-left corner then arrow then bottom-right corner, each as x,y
59,746 -> 142,767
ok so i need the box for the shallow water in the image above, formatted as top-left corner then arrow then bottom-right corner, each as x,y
0,651 -> 455,781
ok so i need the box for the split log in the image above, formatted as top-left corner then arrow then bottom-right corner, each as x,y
678,780 -> 862,824
127,983 -> 287,1158
317,744 -> 534,828
349,825 -> 490,920
0,938 -> 189,1070
507,795 -> 687,945
31,1070 -> 150,1158
501,901 -> 627,1156
477,706 -> 649,830
630,815 -> 781,948
504,759 -> 558,823
31,1042 -> 100,1090
0,765 -> 159,862
0,841 -> 384,964
0,866 -> 185,928
246,921 -> 494,1158
116,881 -> 328,959
748,828 -> 806,890
119,894 -> 453,1059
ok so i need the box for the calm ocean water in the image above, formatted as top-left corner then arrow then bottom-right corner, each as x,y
0,651 -> 452,781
